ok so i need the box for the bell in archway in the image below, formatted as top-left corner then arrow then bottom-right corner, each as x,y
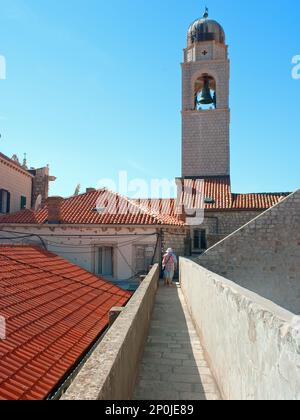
199,78 -> 214,105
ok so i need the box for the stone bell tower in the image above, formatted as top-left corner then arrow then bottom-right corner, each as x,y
182,8 -> 230,178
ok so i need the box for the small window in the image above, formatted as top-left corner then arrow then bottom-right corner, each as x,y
0,190 -> 11,214
194,229 -> 207,250
97,247 -> 113,277
20,196 -> 27,210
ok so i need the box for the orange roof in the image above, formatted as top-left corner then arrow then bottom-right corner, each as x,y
0,181 -> 291,227
231,193 -> 290,210
0,245 -> 131,400
178,177 -> 233,210
200,177 -> 289,210
134,178 -> 290,213
0,189 -> 185,226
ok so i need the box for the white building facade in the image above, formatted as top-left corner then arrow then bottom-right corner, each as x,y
0,190 -> 188,282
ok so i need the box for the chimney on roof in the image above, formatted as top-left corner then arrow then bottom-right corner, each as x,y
47,196 -> 64,224
86,188 -> 96,194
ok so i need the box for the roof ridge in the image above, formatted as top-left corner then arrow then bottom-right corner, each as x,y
0,243 -> 40,249
234,192 -> 291,196
62,187 -> 107,201
44,188 -> 172,225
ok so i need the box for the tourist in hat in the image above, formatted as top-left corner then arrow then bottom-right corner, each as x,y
162,248 -> 177,286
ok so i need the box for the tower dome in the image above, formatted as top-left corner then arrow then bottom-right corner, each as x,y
188,8 -> 225,47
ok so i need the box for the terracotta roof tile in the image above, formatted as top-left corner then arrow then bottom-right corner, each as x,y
0,189 -> 185,226
0,182 -> 291,228
0,245 -> 131,400
133,178 -> 290,213
231,193 -> 290,210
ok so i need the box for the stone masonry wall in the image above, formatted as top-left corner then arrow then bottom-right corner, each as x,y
182,59 -> 230,111
208,210 -> 264,235
182,110 -> 230,177
198,190 -> 300,314
30,167 -> 51,208
204,210 -> 263,247
189,210 -> 263,251
161,228 -> 190,258
180,258 -> 300,400
181,41 -> 230,178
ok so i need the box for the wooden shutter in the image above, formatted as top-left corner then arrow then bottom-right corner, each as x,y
21,196 -> 27,210
6,192 -> 11,213
0,190 -> 3,213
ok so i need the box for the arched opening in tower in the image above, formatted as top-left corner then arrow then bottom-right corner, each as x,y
194,74 -> 217,111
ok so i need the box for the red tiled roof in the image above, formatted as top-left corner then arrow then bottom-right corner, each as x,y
132,178 -> 231,214
0,182 -> 291,228
0,245 -> 131,400
179,177 -> 233,210
0,189 -> 185,226
231,193 -> 290,210
133,199 -> 178,217
134,178 -> 290,213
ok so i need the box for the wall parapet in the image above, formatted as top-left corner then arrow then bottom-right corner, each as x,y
180,257 -> 300,400
197,189 -> 300,314
61,265 -> 159,400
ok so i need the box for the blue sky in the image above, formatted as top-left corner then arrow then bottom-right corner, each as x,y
0,0 -> 299,197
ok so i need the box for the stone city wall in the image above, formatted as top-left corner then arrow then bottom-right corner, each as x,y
198,190 -> 300,314
61,265 -> 160,400
180,258 -> 300,400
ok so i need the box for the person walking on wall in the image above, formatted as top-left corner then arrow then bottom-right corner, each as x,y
162,248 -> 177,287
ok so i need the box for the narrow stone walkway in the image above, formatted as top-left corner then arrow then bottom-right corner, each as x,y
134,283 -> 221,400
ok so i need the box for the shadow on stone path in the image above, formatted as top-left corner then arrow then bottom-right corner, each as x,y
134,282 -> 221,401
